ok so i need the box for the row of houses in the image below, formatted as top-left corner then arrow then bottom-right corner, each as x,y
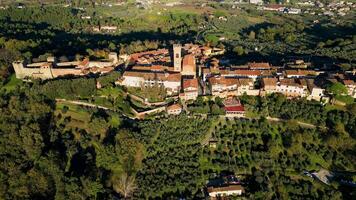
205,70 -> 355,101
117,44 -> 355,107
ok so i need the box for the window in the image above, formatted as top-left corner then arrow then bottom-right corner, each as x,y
175,53 -> 179,58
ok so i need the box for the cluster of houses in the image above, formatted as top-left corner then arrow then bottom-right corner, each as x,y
12,42 -> 355,117
117,44 -> 355,116
260,4 -> 302,14
116,43 -> 225,100
302,0 -> 355,17
259,1 -> 355,17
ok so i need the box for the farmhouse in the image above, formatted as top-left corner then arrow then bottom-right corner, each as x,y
207,185 -> 244,199
166,103 -> 183,115
223,97 -> 245,117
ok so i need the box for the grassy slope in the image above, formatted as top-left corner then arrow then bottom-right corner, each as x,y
1,74 -> 22,92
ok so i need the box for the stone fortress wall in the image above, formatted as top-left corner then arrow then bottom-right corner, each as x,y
13,52 -> 118,80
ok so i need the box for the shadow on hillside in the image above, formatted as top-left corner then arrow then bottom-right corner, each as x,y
0,19 -> 196,57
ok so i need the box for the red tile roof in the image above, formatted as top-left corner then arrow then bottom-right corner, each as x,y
343,80 -> 355,86
248,62 -> 271,69
183,78 -> 198,89
182,54 -> 195,67
167,103 -> 182,111
223,69 -> 262,76
285,70 -> 317,76
208,76 -> 239,86
262,78 -> 278,86
150,65 -> 164,71
224,105 -> 245,112
238,78 -> 253,86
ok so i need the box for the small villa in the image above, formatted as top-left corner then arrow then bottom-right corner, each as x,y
166,103 -> 182,115
223,97 -> 245,117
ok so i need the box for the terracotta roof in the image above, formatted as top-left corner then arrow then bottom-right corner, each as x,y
224,105 -> 245,112
130,49 -> 169,62
248,62 -> 271,69
285,70 -> 317,76
222,69 -> 262,76
208,76 -> 239,86
343,80 -> 355,86
123,71 -> 181,82
262,78 -> 277,86
167,103 -> 182,111
150,65 -> 165,71
280,78 -> 304,88
182,54 -> 195,66
238,78 -> 253,85
183,78 -> 198,89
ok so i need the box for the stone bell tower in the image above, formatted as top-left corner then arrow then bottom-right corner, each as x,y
173,44 -> 182,72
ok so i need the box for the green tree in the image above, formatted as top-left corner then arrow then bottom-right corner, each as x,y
248,31 -> 256,40
233,46 -> 245,56
326,82 -> 347,95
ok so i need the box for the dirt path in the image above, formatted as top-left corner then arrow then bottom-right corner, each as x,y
56,98 -> 166,120
56,99 -> 112,110
56,99 -> 326,130
201,116 -> 225,146
266,117 -> 326,129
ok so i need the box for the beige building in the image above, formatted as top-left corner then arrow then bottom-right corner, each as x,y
237,78 -> 259,96
307,79 -> 325,101
119,71 -> 181,95
166,104 -> 182,115
208,76 -> 239,98
343,80 -> 356,98
207,185 -> 244,199
261,77 -> 278,94
276,78 -> 308,97
180,78 -> 199,101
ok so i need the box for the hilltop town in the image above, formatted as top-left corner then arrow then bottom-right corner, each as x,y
13,43 -> 356,119
1,1 -> 356,200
